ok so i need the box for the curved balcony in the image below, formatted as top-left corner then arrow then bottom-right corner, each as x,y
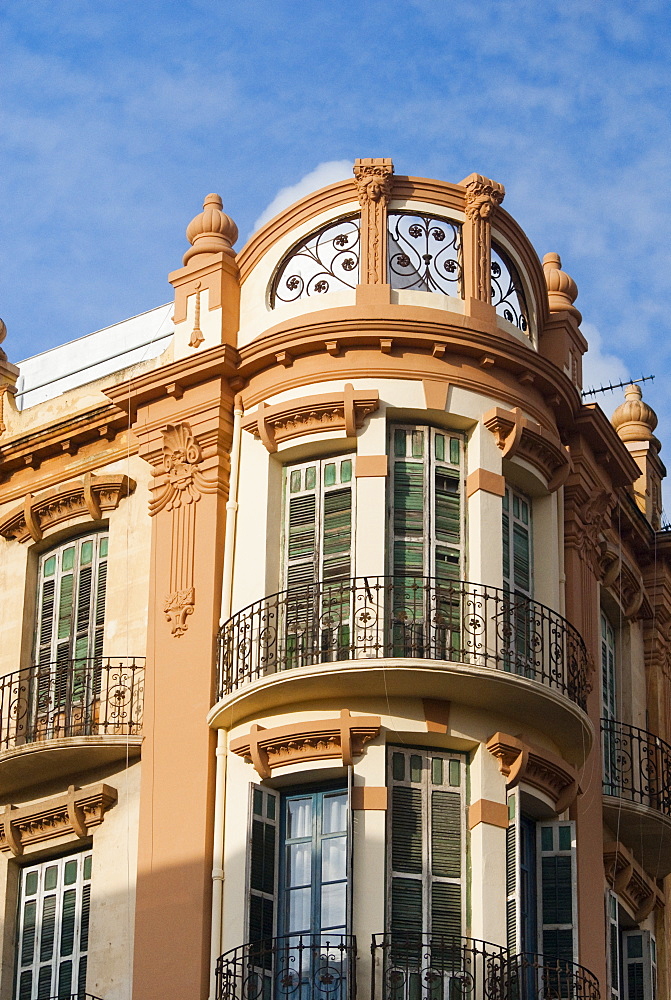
602,718 -> 671,876
212,577 -> 592,757
0,657 -> 144,794
216,933 -> 356,1000
371,935 -> 600,1000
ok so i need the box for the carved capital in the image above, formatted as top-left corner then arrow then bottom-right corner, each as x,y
353,158 -> 394,207
164,587 -> 195,637
149,423 -> 210,515
461,173 -> 505,221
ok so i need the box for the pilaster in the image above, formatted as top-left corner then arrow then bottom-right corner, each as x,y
460,173 -> 504,323
353,157 -> 394,286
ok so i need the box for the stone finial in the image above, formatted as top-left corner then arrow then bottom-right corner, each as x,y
611,384 -> 658,443
543,252 -> 581,322
353,158 -> 394,206
0,318 -> 6,362
183,193 -> 238,266
460,173 -> 505,221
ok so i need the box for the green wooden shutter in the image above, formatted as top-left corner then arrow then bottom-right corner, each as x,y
538,821 -> 576,966
388,748 -> 465,943
284,458 -> 354,589
502,487 -> 531,598
247,785 -> 279,948
16,852 -> 92,1000
622,930 -> 656,1000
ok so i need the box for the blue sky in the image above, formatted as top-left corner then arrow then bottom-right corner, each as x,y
2,1 -> 671,485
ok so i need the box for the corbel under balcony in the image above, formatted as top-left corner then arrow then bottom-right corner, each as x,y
486,732 -> 579,814
603,841 -> 664,922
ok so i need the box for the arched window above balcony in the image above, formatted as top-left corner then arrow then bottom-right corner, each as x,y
387,211 -> 463,296
491,242 -> 530,334
270,215 -> 360,307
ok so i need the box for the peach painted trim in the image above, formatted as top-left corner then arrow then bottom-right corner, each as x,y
604,841 -> 664,921
355,455 -> 388,478
423,698 -> 450,733
468,799 -> 508,830
351,786 -> 388,810
0,782 -> 117,856
423,379 -> 449,411
465,469 -> 505,499
0,474 -> 135,543
229,709 -> 381,779
241,386 -> 379,454
487,732 -> 578,814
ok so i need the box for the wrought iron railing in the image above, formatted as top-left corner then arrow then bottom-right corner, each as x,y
215,934 -> 356,1000
0,657 -> 144,753
601,718 -> 671,816
371,933 -> 506,1000
217,576 -> 589,710
371,936 -> 600,1000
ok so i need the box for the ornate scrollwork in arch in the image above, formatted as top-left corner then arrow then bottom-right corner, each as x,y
387,211 -> 463,295
270,216 -> 361,306
491,242 -> 529,332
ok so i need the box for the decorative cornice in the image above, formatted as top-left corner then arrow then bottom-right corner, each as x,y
603,841 -> 664,921
483,406 -> 570,491
0,473 -> 135,543
242,385 -> 379,453
230,709 -> 380,779
0,782 -> 117,856
487,732 -> 579,814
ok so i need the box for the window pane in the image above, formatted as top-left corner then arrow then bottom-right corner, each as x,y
392,752 -> 405,781
44,867 -> 58,892
322,793 -> 347,834
432,758 -> 443,785
448,760 -> 461,787
541,826 -> 553,852
410,754 -> 423,783
25,872 -> 38,896
324,463 -> 336,486
558,826 -> 571,851
64,861 -> 77,886
287,887 -> 311,933
83,855 -> 92,880
99,536 -> 108,557
43,557 -> 56,577
449,438 -> 460,465
266,796 -> 276,820
411,430 -> 424,458
287,798 -> 312,839
341,459 -> 352,483
253,788 -> 263,816
394,429 -> 406,457
322,836 -> 347,882
287,843 -> 311,887
62,547 -> 75,571
305,466 -> 316,490
80,541 -> 93,566
321,881 -> 346,930
435,434 -> 445,461
290,470 -> 301,493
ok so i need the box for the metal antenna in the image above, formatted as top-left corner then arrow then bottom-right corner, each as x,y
581,374 -> 655,399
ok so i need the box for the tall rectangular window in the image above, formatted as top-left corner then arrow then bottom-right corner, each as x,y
502,487 -> 532,599
601,612 -> 618,793
387,747 -> 466,942
389,426 -> 463,582
16,851 -> 92,1000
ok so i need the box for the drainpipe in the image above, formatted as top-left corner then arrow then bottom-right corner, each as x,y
210,393 -> 244,1000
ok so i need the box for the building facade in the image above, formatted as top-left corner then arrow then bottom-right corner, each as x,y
0,158 -> 669,1000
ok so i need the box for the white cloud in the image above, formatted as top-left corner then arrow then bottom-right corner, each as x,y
580,322 -> 629,395
252,160 -> 352,232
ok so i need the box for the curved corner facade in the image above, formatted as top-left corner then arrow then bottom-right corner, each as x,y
0,158 -> 668,1000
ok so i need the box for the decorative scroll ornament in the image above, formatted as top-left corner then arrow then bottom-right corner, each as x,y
387,212 -> 463,296
271,216 -> 360,306
150,422 -> 214,637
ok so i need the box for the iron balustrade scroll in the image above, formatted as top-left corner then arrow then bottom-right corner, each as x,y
215,934 -> 356,1000
601,718 -> 671,816
371,933 -> 506,1000
371,937 -> 600,1000
387,212 -> 463,296
0,657 -> 144,753
490,243 -> 529,334
217,576 -> 589,711
271,217 -> 360,306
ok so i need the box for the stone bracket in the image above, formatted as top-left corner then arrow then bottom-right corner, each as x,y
0,782 -> 117,856
604,841 -> 664,921
483,406 -> 570,491
487,732 -> 579,814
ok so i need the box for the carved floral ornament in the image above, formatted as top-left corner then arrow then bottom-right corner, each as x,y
0,782 -> 117,856
482,406 -> 571,492
242,385 -> 380,454
486,732 -> 579,815
0,474 -> 135,543
229,710 -> 381,780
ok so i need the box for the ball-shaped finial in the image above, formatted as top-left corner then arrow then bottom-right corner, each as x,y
543,252 -> 581,322
611,383 -> 658,442
183,193 -> 238,265
0,317 -> 7,361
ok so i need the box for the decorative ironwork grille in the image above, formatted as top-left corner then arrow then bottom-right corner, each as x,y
371,937 -> 601,1000
387,212 -> 463,295
215,934 -> 356,1000
601,718 -> 671,816
271,217 -> 360,306
491,242 -> 529,333
217,576 -> 589,711
0,657 -> 144,753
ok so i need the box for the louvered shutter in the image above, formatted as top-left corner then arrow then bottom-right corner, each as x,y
388,748 -> 465,946
538,822 -> 576,966
16,852 -> 92,1000
284,458 -> 354,589
607,890 -> 620,1000
502,487 -> 532,598
622,930 -> 656,1000
505,794 -> 519,953
247,785 -> 279,952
